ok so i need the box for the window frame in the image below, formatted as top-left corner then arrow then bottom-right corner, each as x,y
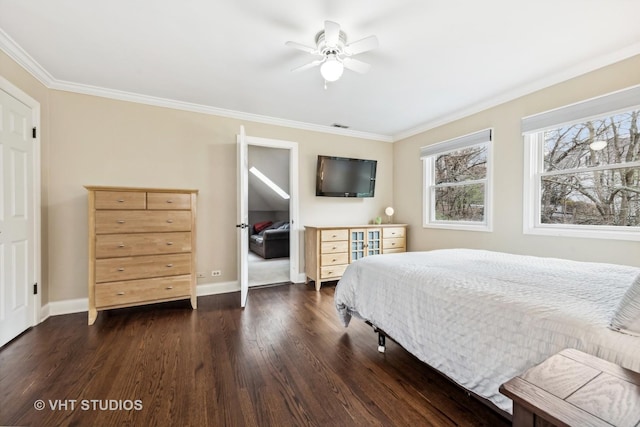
421,129 -> 493,232
522,88 -> 640,242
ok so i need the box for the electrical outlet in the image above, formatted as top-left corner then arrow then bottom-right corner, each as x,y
211,270 -> 222,277
196,272 -> 206,279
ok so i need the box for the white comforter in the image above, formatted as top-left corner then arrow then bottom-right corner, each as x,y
334,249 -> 640,413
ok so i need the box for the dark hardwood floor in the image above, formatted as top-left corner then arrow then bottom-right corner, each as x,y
0,283 -> 510,426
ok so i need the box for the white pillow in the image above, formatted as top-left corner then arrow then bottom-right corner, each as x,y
610,273 -> 640,336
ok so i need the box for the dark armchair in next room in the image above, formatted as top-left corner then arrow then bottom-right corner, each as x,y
248,221 -> 290,259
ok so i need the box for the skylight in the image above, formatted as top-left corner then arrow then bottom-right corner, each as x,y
249,167 -> 290,199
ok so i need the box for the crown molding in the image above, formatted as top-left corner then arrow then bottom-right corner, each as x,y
0,28 -> 54,87
3,24 -> 638,144
0,29 -> 392,143
49,79 -> 393,142
393,41 -> 640,142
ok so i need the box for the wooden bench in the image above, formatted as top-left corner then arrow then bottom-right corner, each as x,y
500,348 -> 640,427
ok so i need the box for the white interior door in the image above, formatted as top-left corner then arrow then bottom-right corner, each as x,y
237,126 -> 249,307
0,87 -> 38,347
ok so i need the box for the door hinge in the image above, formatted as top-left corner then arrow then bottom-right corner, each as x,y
33,283 -> 38,295
32,127 -> 37,138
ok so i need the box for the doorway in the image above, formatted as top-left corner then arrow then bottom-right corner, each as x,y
247,145 -> 291,287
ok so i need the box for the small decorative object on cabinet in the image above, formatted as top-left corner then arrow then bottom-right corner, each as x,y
85,186 -> 198,325
304,224 -> 407,290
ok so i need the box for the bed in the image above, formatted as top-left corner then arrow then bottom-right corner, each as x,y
334,249 -> 640,414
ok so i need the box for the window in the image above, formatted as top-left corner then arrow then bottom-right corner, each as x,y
421,129 -> 492,231
523,85 -> 640,241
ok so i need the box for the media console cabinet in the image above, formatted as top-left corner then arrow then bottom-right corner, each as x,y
304,224 -> 407,291
86,186 -> 197,325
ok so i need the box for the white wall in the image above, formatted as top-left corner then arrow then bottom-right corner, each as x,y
393,54 -> 640,267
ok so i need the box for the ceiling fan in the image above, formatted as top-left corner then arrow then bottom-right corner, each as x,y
285,20 -> 379,85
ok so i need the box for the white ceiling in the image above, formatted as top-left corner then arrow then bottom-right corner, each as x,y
1,0 -> 639,140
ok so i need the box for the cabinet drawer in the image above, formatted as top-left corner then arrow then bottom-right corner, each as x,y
383,227 -> 405,239
321,229 -> 348,242
383,238 -> 405,251
95,191 -> 146,210
384,247 -> 405,254
95,232 -> 191,258
320,241 -> 348,254
321,252 -> 348,266
320,264 -> 348,279
147,192 -> 192,210
95,210 -> 192,234
95,253 -> 191,283
95,275 -> 191,308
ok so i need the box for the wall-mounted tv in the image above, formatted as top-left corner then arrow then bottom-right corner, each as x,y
316,155 -> 377,197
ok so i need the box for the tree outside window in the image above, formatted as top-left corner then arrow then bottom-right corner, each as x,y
539,110 -> 640,228
422,129 -> 492,231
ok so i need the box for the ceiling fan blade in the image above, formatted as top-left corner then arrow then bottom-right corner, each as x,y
285,41 -> 318,55
291,59 -> 324,73
342,57 -> 371,74
324,20 -> 341,47
344,35 -> 379,55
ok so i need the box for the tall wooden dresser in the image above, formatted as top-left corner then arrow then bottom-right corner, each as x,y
304,224 -> 407,290
85,186 -> 198,325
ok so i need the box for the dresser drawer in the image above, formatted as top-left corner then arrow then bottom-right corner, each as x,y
147,192 -> 192,210
95,275 -> 191,308
95,253 -> 191,283
320,241 -> 348,254
95,232 -> 192,258
383,227 -> 405,239
321,252 -> 348,266
320,264 -> 348,279
95,210 -> 192,234
383,237 -> 405,251
94,191 -> 146,210
321,229 -> 349,242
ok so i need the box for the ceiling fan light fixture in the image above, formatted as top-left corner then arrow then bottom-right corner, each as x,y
320,54 -> 344,82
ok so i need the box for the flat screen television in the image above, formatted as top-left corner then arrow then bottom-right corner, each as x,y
316,155 -> 377,197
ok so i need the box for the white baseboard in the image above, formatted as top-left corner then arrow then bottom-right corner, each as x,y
197,280 -> 240,296
47,298 -> 89,317
40,281 -> 241,319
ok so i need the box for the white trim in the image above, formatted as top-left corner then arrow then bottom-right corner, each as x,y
42,281 -> 241,317
47,298 -> 88,317
0,75 -> 43,328
523,132 -> 640,241
422,130 -> 493,232
0,28 -> 54,86
0,29 -> 391,143
197,281 -> 240,296
4,23 -> 639,143
395,41 -> 640,141
244,135 -> 301,286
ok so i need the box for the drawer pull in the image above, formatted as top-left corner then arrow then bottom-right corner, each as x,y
166,200 -> 173,203
116,220 -> 126,224
166,242 -> 174,246
332,246 -> 337,250
118,243 -> 125,248
332,258 -> 337,262
117,292 -> 125,296
166,286 -> 174,290
166,263 -> 173,267
117,199 -> 125,203
117,267 -> 125,272
167,219 -> 174,223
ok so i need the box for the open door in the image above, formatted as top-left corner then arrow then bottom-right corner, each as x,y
237,126 -> 249,307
